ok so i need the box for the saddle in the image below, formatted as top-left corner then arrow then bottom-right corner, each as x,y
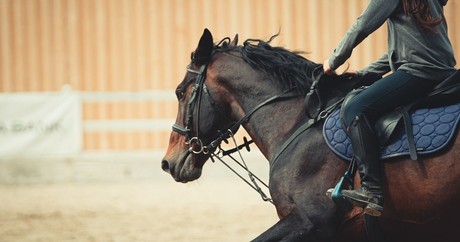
324,69 -> 460,161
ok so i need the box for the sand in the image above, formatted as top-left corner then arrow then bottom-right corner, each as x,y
0,179 -> 278,242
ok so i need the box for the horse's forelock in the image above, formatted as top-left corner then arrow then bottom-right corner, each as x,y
214,36 -> 239,53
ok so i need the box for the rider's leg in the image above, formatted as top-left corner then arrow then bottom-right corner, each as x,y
341,113 -> 383,216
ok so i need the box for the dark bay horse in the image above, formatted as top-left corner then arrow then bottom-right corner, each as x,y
161,29 -> 460,242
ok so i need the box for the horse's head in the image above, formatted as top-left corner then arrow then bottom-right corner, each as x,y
161,29 -> 236,182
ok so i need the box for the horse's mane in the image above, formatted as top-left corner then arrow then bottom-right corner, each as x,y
215,34 -> 321,95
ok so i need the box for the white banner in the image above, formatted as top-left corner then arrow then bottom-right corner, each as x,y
0,90 -> 82,157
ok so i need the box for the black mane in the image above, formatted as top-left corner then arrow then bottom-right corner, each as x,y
215,34 -> 321,95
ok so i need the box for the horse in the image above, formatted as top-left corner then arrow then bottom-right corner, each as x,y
161,29 -> 460,242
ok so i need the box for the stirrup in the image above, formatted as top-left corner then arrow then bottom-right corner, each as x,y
364,203 -> 383,217
326,157 -> 358,211
341,188 -> 383,212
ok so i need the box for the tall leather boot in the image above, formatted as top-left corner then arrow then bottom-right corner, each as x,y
341,114 -> 384,217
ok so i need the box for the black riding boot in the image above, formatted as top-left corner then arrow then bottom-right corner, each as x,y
341,114 -> 384,217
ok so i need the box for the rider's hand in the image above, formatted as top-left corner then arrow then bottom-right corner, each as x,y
323,59 -> 335,75
346,70 -> 358,76
341,71 -> 359,81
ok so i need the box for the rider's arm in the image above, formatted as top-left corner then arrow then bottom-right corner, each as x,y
328,0 -> 399,71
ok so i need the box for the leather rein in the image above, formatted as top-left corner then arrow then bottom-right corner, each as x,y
171,63 -> 340,204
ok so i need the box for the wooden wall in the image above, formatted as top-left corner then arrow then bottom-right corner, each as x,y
1,0 -> 459,151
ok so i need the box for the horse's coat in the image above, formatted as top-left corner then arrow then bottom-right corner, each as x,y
162,29 -> 460,242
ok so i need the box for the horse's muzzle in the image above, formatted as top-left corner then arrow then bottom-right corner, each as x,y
161,160 -> 170,173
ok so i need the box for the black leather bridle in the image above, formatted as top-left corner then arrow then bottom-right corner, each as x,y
172,63 -> 297,156
172,64 -> 215,154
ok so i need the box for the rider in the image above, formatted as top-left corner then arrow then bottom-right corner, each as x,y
323,0 -> 457,216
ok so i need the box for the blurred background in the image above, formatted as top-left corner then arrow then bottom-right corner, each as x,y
0,0 -> 458,241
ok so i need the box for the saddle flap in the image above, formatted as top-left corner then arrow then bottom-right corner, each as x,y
374,110 -> 403,146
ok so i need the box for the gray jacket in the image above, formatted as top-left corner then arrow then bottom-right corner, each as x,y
329,0 -> 456,80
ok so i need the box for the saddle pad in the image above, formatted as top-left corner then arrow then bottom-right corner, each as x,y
323,103 -> 460,161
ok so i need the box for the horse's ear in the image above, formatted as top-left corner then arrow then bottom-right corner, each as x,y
229,34 -> 238,47
193,28 -> 214,65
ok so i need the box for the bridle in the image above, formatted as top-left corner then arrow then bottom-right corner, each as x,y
172,62 -> 297,156
172,64 -> 212,154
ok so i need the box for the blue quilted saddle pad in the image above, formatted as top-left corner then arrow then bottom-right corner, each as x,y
323,102 -> 460,161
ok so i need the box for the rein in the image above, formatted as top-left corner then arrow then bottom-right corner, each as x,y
210,133 -> 274,204
172,62 -> 345,204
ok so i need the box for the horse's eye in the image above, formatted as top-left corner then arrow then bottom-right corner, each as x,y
176,90 -> 185,100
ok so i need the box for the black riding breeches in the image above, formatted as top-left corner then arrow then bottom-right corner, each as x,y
341,70 -> 438,128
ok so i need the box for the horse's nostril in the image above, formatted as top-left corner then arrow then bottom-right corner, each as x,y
161,160 -> 170,172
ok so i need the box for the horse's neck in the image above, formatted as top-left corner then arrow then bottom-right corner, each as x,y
240,95 -> 307,160
238,81 -> 352,161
